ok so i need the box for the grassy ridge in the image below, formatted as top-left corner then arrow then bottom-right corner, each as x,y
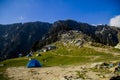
1,42 -> 120,67
34,42 -> 120,66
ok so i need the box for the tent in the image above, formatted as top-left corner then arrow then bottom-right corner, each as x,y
36,53 -> 41,57
26,54 -> 32,57
27,59 -> 42,68
18,53 -> 22,57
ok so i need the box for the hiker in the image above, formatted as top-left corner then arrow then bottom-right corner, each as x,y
109,63 -> 113,68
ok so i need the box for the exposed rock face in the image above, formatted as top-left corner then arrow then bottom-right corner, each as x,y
59,30 -> 90,47
50,20 -> 119,46
95,25 -> 119,46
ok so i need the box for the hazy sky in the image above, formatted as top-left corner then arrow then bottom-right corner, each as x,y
0,0 -> 120,25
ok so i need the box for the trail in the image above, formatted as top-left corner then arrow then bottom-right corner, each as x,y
85,45 -> 120,56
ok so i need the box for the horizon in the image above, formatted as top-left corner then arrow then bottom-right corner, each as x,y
0,19 -> 112,27
0,0 -> 120,26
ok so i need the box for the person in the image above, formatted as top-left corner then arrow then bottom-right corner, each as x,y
109,63 -> 113,68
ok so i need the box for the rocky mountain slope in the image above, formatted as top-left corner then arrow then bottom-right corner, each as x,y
32,20 -> 119,51
0,22 -> 51,61
0,19 -> 120,61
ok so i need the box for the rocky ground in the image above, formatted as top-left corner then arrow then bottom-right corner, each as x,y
5,62 -> 120,80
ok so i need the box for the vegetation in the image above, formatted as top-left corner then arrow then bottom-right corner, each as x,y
111,48 -> 120,53
91,42 -> 107,48
1,42 -> 120,67
76,71 -> 86,79
0,67 -> 8,80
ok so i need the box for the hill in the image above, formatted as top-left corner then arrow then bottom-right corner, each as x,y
32,20 -> 120,51
0,29 -> 120,80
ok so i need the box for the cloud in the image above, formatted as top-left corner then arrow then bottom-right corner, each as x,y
110,15 -> 120,27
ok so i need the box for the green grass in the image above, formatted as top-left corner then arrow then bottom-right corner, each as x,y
37,55 -> 91,66
0,58 -> 28,67
76,71 -> 86,79
34,42 -> 120,66
0,67 -> 8,80
111,48 -> 120,53
1,42 -> 120,67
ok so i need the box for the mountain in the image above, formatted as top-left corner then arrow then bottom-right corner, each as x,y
32,20 -> 119,50
0,19 -> 120,61
0,22 -> 51,61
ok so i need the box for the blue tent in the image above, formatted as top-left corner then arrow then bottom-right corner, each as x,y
27,59 -> 42,68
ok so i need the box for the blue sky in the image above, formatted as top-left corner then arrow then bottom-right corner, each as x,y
0,0 -> 120,25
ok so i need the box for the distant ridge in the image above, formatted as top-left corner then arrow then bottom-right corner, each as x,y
0,20 -> 120,61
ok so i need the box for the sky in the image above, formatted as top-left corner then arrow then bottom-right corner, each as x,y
0,0 -> 120,26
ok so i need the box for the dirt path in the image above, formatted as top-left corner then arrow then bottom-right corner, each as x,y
85,45 -> 120,56
6,62 -> 116,80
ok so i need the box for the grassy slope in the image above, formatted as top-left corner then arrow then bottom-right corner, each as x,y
1,42 -> 120,67
37,42 -> 120,66
0,42 -> 120,79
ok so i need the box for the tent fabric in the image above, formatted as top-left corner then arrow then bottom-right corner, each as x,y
18,53 -> 22,57
36,53 -> 41,57
26,54 -> 32,57
27,59 -> 42,68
